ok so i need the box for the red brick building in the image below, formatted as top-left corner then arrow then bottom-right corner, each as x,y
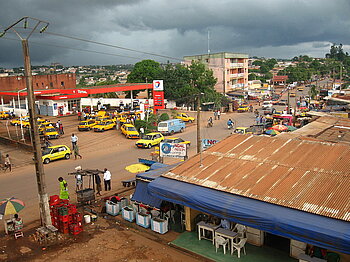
0,73 -> 76,102
272,75 -> 288,87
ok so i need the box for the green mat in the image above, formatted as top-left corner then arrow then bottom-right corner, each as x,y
171,231 -> 297,262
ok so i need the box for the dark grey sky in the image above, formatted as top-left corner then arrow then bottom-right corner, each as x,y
1,0 -> 350,68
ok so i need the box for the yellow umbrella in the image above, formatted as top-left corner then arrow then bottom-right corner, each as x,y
125,164 -> 150,173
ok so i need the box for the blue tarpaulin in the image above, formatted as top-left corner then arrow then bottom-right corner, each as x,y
131,180 -> 163,208
148,177 -> 350,254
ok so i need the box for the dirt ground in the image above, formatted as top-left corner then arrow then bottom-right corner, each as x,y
0,198 -> 205,262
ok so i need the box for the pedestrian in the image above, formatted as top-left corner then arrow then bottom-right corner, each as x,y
58,177 -> 69,200
73,144 -> 82,160
71,133 -> 78,149
82,111 -> 87,121
75,173 -> 83,191
95,173 -> 102,196
3,154 -> 11,172
77,111 -> 82,121
214,110 -> 218,120
57,120 -> 64,135
139,127 -> 145,138
217,110 -> 221,120
103,168 -> 111,191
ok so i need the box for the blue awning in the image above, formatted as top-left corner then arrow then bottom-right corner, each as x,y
148,177 -> 350,254
131,180 -> 163,209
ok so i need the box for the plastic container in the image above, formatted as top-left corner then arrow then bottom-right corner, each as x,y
122,206 -> 135,222
106,200 -> 120,216
151,217 -> 168,234
84,214 -> 91,224
91,215 -> 97,222
136,212 -> 151,228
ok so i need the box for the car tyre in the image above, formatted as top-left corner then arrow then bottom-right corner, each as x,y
189,120 -> 193,123
180,128 -> 184,133
147,144 -> 152,149
170,130 -> 174,135
44,158 -> 50,164
65,153 -> 70,160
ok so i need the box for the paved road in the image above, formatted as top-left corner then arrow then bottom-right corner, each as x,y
0,110 -> 257,229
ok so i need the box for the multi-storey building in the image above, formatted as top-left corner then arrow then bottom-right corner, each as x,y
183,52 -> 249,94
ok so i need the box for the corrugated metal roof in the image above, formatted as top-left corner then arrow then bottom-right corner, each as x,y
163,134 -> 350,221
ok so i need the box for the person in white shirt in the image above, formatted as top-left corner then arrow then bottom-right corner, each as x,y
71,133 -> 78,149
103,168 -> 111,191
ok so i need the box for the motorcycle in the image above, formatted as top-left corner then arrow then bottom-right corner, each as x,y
228,123 -> 234,130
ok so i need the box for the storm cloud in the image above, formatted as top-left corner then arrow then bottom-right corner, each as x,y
1,0 -> 350,67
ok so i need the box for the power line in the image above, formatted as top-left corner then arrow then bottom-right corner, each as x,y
43,31 -> 183,62
2,35 -> 144,61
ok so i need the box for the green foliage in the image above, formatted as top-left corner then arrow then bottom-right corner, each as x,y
326,44 -> 348,61
309,85 -> 319,99
158,113 -> 170,122
134,120 -> 156,133
250,59 -> 277,81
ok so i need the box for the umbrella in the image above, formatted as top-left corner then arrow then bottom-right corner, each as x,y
265,129 -> 280,136
271,125 -> 288,132
0,197 -> 25,216
285,125 -> 297,132
125,163 -> 150,174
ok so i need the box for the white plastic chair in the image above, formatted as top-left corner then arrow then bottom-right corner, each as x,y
232,237 -> 247,258
233,224 -> 247,241
215,236 -> 229,254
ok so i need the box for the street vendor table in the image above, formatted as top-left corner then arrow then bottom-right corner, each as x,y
214,227 -> 238,255
197,221 -> 220,245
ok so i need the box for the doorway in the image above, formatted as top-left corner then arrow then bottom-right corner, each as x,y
264,232 -> 290,253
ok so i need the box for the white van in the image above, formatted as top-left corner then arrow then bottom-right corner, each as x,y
157,119 -> 186,135
262,101 -> 273,109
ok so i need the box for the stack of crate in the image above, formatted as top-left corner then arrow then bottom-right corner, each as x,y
49,195 -> 83,235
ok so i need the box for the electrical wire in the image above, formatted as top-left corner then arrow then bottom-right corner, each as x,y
43,31 -> 183,62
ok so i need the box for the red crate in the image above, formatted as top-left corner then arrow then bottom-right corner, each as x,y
59,227 -> 69,234
69,224 -> 83,235
68,204 -> 77,215
73,212 -> 82,222
68,214 -> 73,224
61,199 -> 69,205
49,195 -> 60,205
59,214 -> 69,222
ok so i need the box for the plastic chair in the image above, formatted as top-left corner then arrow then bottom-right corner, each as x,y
215,236 -> 229,254
232,237 -> 247,258
233,223 -> 247,241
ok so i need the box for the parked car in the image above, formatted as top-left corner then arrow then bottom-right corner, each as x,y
157,119 -> 185,135
93,120 -> 116,132
10,117 -> 29,126
176,113 -> 195,123
43,126 -> 59,139
0,111 -> 11,119
262,101 -> 273,109
263,107 -> 276,115
135,132 -> 164,148
78,120 -> 97,131
121,124 -> 140,139
277,99 -> 288,106
237,105 -> 250,113
41,145 -> 71,164
163,137 -> 191,147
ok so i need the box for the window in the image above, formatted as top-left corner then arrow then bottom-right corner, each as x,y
61,81 -> 65,86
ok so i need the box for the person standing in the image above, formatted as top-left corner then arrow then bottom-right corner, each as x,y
58,177 -> 69,200
75,173 -> 83,191
95,173 -> 102,196
73,144 -> 82,160
77,111 -> 82,121
217,110 -> 221,120
3,154 -> 11,172
71,133 -> 78,149
103,168 -> 111,191
214,110 -> 218,120
139,127 -> 144,138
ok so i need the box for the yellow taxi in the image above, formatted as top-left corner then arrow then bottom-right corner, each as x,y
163,137 -> 191,147
10,116 -> 29,126
135,132 -> 164,148
38,122 -> 55,134
78,120 -> 97,131
43,126 -> 59,139
120,124 -> 140,139
93,120 -> 116,132
237,105 -> 250,113
176,113 -> 195,123
234,127 -> 253,135
0,111 -> 11,119
290,92 -> 296,97
297,87 -> 304,92
42,145 -> 71,164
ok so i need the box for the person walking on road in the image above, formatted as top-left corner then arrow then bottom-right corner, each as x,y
3,154 -> 11,172
103,168 -> 111,191
73,144 -> 82,160
217,110 -> 221,120
71,133 -> 78,149
95,173 -> 102,196
58,177 -> 69,200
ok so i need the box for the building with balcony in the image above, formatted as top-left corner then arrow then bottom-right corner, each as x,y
183,52 -> 249,94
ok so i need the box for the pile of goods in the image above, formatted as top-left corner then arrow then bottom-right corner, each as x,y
49,195 -> 83,235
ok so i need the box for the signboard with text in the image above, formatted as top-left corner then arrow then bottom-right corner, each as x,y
153,80 -> 164,91
160,142 -> 187,158
202,139 -> 219,150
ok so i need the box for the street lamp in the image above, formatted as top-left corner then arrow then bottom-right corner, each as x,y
0,17 -> 51,226
17,88 -> 26,141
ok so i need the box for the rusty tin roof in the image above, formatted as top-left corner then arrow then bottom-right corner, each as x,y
163,134 -> 350,221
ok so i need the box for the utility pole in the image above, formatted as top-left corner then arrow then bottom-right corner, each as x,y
1,17 -> 51,226
196,93 -> 201,154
